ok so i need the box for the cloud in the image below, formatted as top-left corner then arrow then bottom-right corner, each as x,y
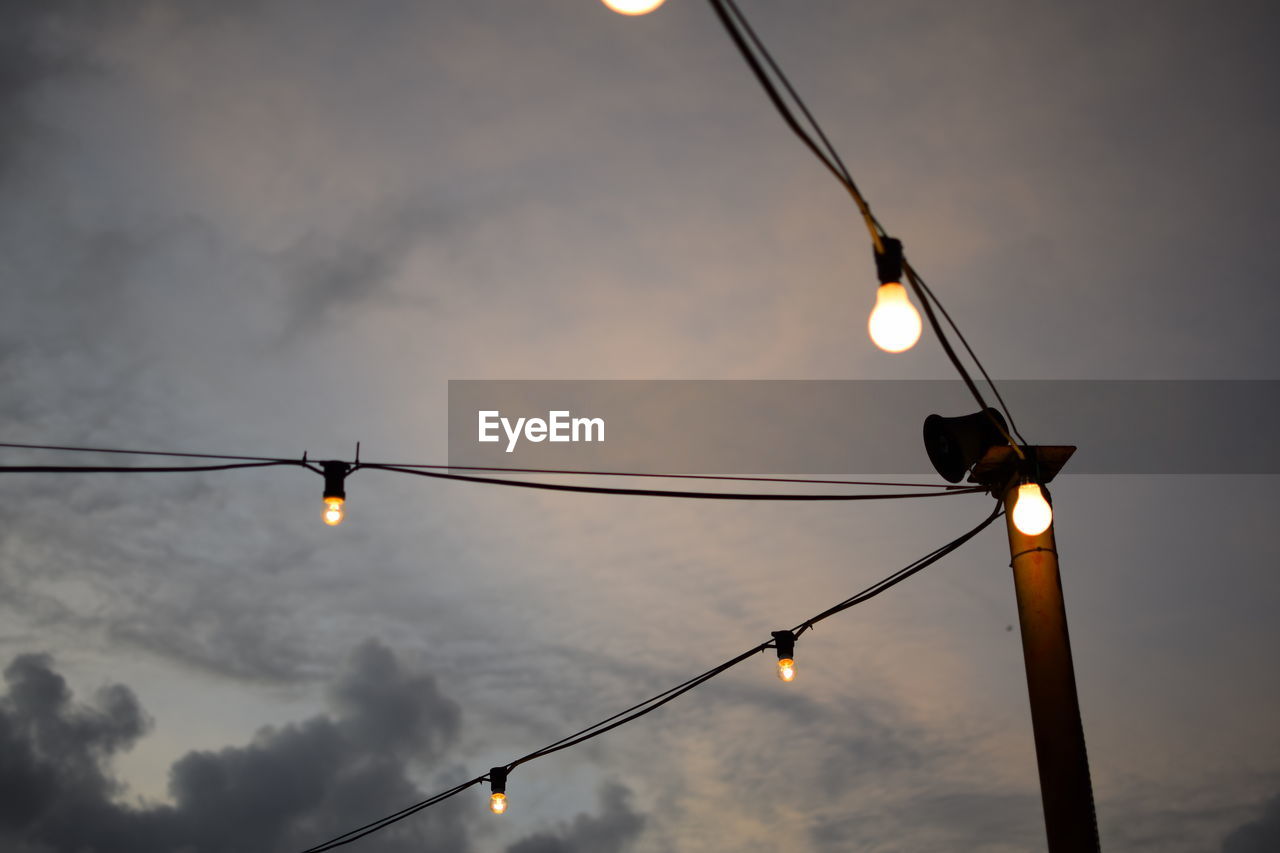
0,652 -> 150,835
1223,793 -> 1280,853
505,782 -> 645,853
0,640 -> 650,853
0,640 -> 467,852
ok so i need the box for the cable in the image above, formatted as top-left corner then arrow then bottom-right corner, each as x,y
902,265 -> 1026,457
0,441 -> 985,492
793,499 -> 1004,636
720,0 -> 878,234
906,269 -> 1028,445
0,440 -> 294,464
0,442 -> 987,498
359,463 -> 968,491
0,461 -> 305,475
301,777 -> 485,853
704,0 -> 881,249
360,463 -> 986,501
296,501 -> 1002,852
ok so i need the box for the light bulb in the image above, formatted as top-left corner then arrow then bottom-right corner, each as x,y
322,496 -> 345,527
776,658 -> 796,683
1012,483 -> 1052,536
601,0 -> 666,14
868,282 -> 922,353
489,792 -> 507,815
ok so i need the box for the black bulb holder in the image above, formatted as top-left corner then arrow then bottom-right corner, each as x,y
322,461 -> 350,500
489,767 -> 508,795
874,237 -> 904,285
771,630 -> 795,661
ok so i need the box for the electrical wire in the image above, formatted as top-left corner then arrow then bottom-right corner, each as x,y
0,461 -> 306,475
905,268 -> 1028,445
358,463 -> 968,491
0,440 -> 293,464
300,777 -> 485,853
297,501 -> 1003,852
719,0 -> 881,241
359,463 -> 986,501
793,499 -> 1004,636
0,444 -> 986,500
0,441 -> 977,491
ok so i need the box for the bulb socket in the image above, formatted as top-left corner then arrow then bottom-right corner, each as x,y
771,630 -> 796,661
874,237 -> 904,285
322,461 -> 349,500
489,767 -> 508,795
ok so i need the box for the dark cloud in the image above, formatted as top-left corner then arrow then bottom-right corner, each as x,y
506,782 -> 644,853
273,201 -> 452,340
1223,794 -> 1280,853
0,652 -> 149,832
0,641 -> 468,852
0,640 -> 650,853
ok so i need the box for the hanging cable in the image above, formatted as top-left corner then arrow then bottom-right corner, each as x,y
905,267 -> 1028,445
296,501 -> 1002,852
0,461 -> 306,475
0,441 -> 979,491
360,463 -> 985,501
0,440 -> 293,464
358,462 -> 968,491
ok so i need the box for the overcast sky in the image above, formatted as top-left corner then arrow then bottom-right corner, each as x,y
2,1 -> 1279,851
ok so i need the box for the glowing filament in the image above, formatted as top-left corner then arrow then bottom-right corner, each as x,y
777,658 -> 796,683
489,792 -> 508,815
868,283 -> 922,353
1012,483 -> 1053,536
601,0 -> 666,14
322,496 -> 346,527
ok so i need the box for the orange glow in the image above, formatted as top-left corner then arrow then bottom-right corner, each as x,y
868,282 -> 922,353
489,792 -> 508,814
1012,483 -> 1053,536
601,0 -> 666,14
777,658 -> 796,683
322,496 -> 345,527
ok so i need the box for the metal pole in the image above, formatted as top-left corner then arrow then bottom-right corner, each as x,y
1003,486 -> 1101,852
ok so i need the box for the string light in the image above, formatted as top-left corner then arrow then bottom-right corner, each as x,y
772,630 -> 797,682
488,768 -> 508,815
601,0 -> 666,14
321,461 -> 350,527
1011,481 -> 1053,536
868,238 -> 922,353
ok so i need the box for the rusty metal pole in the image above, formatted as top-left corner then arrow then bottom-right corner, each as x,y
1003,485 -> 1100,852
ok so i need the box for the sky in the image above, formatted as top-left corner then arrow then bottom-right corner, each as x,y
2,1 -> 1279,851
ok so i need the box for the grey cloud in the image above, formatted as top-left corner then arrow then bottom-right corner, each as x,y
0,640 -> 653,853
0,652 -> 151,847
273,201 -> 453,340
1223,794 -> 1280,853
506,782 -> 645,853
0,640 -> 470,852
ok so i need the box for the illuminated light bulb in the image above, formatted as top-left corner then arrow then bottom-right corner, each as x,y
488,766 -> 509,815
601,0 -> 666,14
771,630 -> 797,684
868,282 -> 922,353
322,496 -> 345,527
320,460 -> 350,528
777,658 -> 796,683
1012,482 -> 1053,536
